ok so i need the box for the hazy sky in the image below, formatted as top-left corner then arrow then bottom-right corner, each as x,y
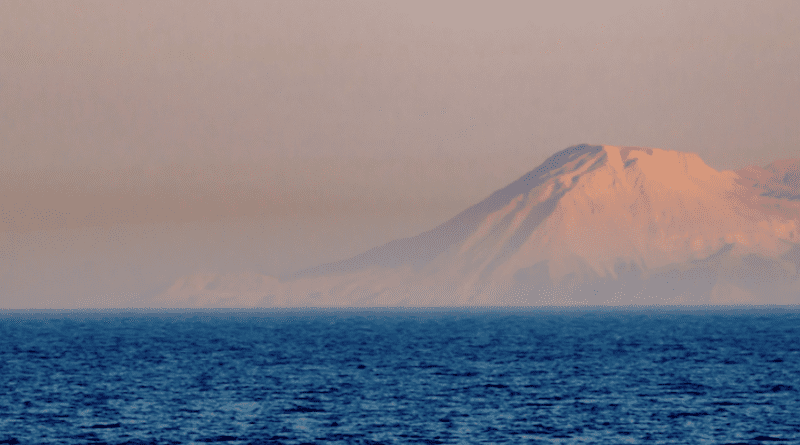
1,1 -> 799,308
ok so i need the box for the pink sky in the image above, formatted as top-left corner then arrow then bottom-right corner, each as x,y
1,1 -> 798,307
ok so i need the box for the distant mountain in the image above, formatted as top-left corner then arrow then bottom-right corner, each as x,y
158,145 -> 800,307
736,158 -> 800,202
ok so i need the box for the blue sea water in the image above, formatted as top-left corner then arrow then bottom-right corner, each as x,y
0,308 -> 798,445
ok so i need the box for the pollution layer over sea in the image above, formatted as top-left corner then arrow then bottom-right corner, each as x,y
1,306 -> 798,445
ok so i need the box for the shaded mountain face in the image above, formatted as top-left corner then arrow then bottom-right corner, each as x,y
158,145 -> 800,308
288,144 -> 607,277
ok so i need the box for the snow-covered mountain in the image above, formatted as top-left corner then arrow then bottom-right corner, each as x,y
158,145 -> 800,307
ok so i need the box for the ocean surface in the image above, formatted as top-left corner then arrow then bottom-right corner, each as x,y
1,307 -> 799,445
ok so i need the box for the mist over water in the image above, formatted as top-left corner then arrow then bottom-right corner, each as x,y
1,307 -> 798,444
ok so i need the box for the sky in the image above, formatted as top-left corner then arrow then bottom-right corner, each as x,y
1,0 -> 799,308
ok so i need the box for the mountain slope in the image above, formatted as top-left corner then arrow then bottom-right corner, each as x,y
157,145 -> 800,307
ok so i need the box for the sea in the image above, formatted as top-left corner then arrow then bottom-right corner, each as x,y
1,307 -> 798,445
